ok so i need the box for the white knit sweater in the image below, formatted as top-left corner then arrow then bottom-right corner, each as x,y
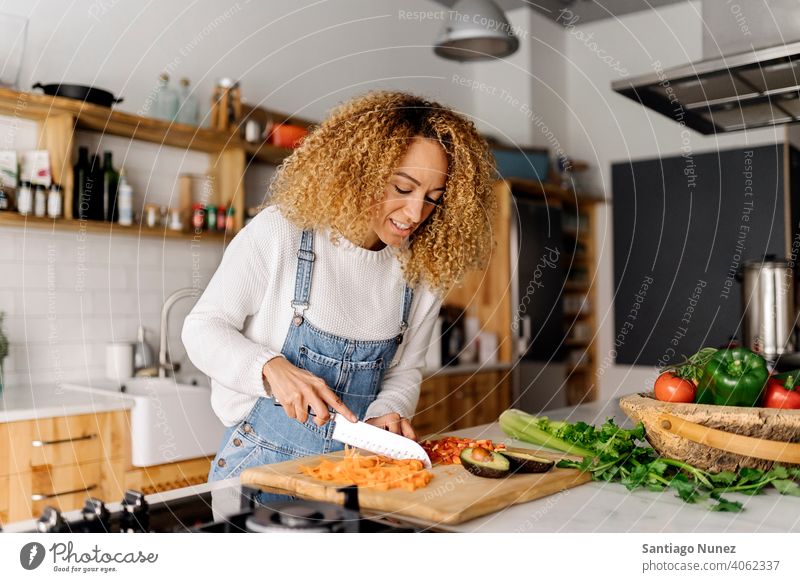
182,205 -> 442,428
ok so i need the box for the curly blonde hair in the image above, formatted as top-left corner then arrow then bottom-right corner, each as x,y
268,90 -> 497,293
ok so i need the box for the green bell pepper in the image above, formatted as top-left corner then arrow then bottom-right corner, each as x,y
695,347 -> 768,406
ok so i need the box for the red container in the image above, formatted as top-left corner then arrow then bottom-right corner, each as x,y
269,124 -> 308,148
192,203 -> 205,230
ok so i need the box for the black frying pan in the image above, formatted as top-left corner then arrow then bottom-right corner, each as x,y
32,82 -> 124,107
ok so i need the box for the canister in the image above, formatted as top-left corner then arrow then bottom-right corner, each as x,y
740,257 -> 795,361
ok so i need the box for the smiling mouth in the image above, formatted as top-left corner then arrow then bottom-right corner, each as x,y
389,218 -> 413,236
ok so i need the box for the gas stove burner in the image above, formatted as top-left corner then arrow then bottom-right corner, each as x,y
5,484 -> 420,533
245,502 -> 350,533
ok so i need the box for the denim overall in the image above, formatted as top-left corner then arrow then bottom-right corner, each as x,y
207,230 -> 413,496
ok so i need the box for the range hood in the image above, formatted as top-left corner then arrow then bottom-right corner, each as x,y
612,0 -> 800,134
612,42 -> 800,134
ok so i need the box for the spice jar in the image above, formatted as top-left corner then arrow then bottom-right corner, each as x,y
33,184 -> 47,217
16,181 -> 32,215
217,206 -> 227,231
168,208 -> 183,231
206,205 -> 217,231
47,183 -> 63,218
192,203 -> 205,230
226,206 -> 235,230
143,204 -> 160,228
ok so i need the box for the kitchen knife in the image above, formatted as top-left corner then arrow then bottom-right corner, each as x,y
330,413 -> 432,468
273,401 -> 431,467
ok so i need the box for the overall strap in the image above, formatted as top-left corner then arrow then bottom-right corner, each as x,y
396,285 -> 414,344
291,230 -> 316,319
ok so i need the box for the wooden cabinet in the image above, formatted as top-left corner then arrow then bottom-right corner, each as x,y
124,456 -> 212,496
0,411 -> 129,524
503,178 -> 604,405
443,180 -> 514,364
560,196 -> 601,405
0,409 -> 218,525
415,371 -> 512,437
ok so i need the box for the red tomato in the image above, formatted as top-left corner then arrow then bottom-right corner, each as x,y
654,372 -> 696,403
763,377 -> 800,409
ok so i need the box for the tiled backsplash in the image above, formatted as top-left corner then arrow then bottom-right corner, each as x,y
0,112 -> 276,391
0,225 -> 224,388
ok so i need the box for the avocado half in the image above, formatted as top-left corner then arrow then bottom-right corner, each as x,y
502,450 -> 555,474
460,447 -> 511,479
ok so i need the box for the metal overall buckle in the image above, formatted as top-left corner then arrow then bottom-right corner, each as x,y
395,321 -> 409,344
291,301 -> 308,326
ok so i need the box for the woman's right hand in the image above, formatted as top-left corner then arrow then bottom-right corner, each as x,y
262,356 -> 357,426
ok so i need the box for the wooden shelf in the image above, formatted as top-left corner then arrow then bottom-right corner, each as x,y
0,87 -> 305,164
564,281 -> 591,292
564,310 -> 592,319
504,177 -> 606,206
562,227 -> 589,239
243,141 -> 294,165
565,338 -> 591,348
563,254 -> 591,267
0,211 -> 231,242
0,87 -> 237,154
0,86 -> 304,238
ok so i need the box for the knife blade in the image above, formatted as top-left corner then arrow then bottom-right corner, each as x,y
272,401 -> 431,468
330,413 -> 432,468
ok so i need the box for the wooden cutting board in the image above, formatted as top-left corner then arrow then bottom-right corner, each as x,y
240,447 -> 591,525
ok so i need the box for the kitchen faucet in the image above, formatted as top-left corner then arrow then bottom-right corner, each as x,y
159,287 -> 203,378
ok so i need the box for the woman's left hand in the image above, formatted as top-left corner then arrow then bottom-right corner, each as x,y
365,413 -> 416,440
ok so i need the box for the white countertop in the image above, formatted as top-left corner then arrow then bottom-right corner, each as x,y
439,400 -> 799,532
0,382 -> 133,423
144,398 -> 798,533
4,396 -> 797,532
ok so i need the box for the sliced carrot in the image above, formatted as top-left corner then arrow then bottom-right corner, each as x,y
300,448 -> 433,492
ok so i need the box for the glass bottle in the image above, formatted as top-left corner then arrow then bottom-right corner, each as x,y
73,146 -> 90,219
153,73 -> 178,121
102,151 -> 119,222
117,168 -> 134,226
87,153 -> 104,221
176,78 -> 198,125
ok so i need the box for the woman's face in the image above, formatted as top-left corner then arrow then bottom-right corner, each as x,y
364,137 -> 448,250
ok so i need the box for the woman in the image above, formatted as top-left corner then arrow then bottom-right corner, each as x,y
183,90 -> 496,487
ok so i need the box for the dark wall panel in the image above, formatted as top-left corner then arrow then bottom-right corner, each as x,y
612,145 -> 785,366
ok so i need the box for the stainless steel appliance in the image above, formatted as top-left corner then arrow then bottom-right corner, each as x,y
740,258 -> 796,362
612,0 -> 800,134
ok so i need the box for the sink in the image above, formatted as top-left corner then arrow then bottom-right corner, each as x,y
63,378 -> 225,467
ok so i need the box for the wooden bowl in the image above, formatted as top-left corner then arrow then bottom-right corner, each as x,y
619,393 -> 800,472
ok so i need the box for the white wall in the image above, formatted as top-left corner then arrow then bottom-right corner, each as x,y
5,0 -> 479,123
563,1 -> 784,402
0,0 -> 515,391
0,226 -> 223,388
469,7 -> 568,151
4,0 -> 773,406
